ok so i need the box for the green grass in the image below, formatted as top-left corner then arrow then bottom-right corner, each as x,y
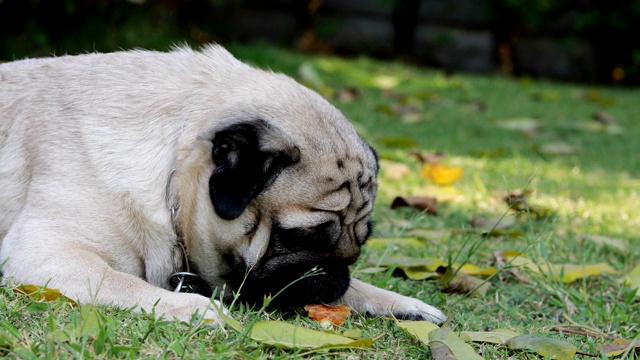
1,42 -> 639,359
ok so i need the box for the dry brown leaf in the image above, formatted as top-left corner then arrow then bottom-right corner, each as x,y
304,304 -> 351,326
493,251 -> 531,283
391,196 -> 438,215
410,151 -> 445,164
592,111 -> 617,125
437,266 -> 490,297
336,87 -> 359,102
380,160 -> 411,181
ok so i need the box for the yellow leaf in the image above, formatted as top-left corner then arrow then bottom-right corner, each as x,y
457,264 -> 498,277
503,254 -> 619,283
15,285 -> 78,307
421,163 -> 463,186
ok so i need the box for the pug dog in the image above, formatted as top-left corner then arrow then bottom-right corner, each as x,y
0,45 -> 445,325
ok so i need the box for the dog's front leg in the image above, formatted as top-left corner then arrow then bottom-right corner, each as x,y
1,229 -> 223,325
335,278 -> 446,324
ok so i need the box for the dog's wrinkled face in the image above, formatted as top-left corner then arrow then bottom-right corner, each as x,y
200,104 -> 378,307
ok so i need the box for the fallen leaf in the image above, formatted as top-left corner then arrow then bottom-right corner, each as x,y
336,87 -> 359,102
580,234 -> 627,251
598,338 -> 640,357
248,321 -> 372,349
46,304 -> 103,343
366,237 -> 425,249
538,141 -> 581,155
623,265 -> 640,298
391,196 -> 438,215
456,264 -> 498,277
503,190 -> 553,219
341,328 -> 363,339
421,163 -> 464,186
404,228 -> 453,243
582,91 -> 616,106
304,304 -> 351,326
379,136 -> 419,149
380,160 -> 411,180
493,251 -> 531,283
378,255 -> 444,269
506,334 -> 577,360
437,266 -> 491,296
469,215 -> 523,237
377,256 -> 496,281
462,329 -> 520,344
497,117 -> 542,133
298,62 -> 334,98
75,304 -> 102,340
530,91 -> 560,102
429,327 -> 485,360
396,320 -> 439,344
503,253 -> 619,283
592,111 -> 617,124
411,150 -> 446,164
15,285 -> 78,307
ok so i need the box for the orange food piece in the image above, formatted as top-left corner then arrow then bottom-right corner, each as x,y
304,304 -> 351,325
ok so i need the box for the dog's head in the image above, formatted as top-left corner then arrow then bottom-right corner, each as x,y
175,46 -> 377,307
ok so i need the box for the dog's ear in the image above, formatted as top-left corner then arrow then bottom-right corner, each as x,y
209,120 -> 300,220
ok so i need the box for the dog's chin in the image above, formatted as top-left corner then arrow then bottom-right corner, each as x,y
225,261 -> 351,307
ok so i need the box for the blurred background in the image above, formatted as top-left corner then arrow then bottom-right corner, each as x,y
1,0 -> 639,85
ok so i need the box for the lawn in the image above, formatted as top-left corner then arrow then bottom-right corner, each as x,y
1,43 -> 639,359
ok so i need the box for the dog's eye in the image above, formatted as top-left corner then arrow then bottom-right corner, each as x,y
274,221 -> 340,250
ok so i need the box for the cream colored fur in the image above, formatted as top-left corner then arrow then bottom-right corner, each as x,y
0,45 -> 445,324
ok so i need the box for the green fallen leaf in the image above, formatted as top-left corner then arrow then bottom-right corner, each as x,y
429,327 -> 485,360
396,320 -> 439,344
342,328 -> 363,339
624,265 -> 640,298
506,334 -> 577,360
462,328 -> 520,344
211,300 -> 244,332
248,321 -> 373,349
75,304 -> 101,340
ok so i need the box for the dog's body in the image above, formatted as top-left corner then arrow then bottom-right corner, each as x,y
0,45 -> 444,324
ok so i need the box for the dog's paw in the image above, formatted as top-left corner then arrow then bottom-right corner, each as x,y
380,294 -> 447,324
338,278 -> 446,324
155,292 -> 228,326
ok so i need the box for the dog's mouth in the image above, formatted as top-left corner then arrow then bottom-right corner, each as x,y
222,253 -> 352,307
